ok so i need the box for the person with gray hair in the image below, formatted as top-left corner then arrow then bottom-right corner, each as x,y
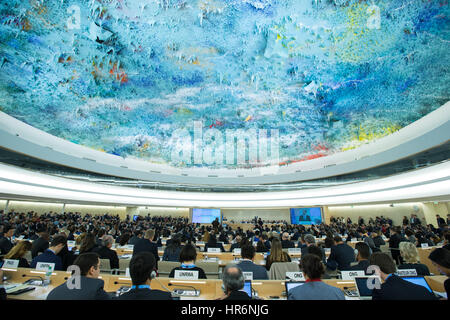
219,264 -> 252,300
92,234 -> 119,269
301,234 -> 326,264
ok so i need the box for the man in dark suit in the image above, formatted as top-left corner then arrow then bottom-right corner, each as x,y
436,215 -> 446,227
229,235 -> 242,252
389,227 -> 405,265
0,225 -> 15,255
30,235 -> 66,271
237,244 -> 268,280
299,210 -> 311,222
93,235 -> 119,269
128,230 -> 142,245
343,242 -> 371,273
118,252 -> 172,300
133,229 -> 160,268
326,236 -> 355,271
219,264 -> 252,300
281,232 -> 295,249
301,234 -> 326,264
369,252 -> 436,300
31,231 -> 49,258
47,252 -> 111,300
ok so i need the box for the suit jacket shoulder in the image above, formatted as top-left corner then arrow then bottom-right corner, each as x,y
47,277 -> 110,300
118,288 -> 172,300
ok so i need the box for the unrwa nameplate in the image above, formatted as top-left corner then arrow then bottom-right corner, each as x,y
174,270 -> 199,280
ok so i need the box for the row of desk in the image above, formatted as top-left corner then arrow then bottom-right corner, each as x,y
3,267 -> 447,300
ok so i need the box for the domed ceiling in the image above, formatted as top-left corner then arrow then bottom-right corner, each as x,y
0,0 -> 448,169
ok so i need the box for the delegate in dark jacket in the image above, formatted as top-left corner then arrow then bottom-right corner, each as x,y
93,246 -> 120,269
398,263 -> 430,276
223,290 -> 252,300
46,276 -> 111,300
133,239 -> 160,267
237,260 -> 268,280
343,260 -> 371,273
31,237 -> 49,258
30,249 -> 63,271
0,236 -> 13,255
371,274 -> 437,300
326,243 -> 355,271
169,265 -> 207,279
118,287 -> 172,300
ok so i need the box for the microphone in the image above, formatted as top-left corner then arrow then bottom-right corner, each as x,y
21,274 -> 44,285
168,283 -> 199,296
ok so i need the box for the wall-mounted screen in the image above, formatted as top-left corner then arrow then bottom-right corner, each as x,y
290,207 -> 322,225
192,208 -> 221,224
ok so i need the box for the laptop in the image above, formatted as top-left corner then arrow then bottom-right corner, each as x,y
401,276 -> 433,293
242,280 -> 253,298
284,281 -> 305,296
354,276 -> 381,300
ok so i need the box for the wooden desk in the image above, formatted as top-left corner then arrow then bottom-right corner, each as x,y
4,267 -> 447,300
418,247 -> 441,275
425,275 -> 447,292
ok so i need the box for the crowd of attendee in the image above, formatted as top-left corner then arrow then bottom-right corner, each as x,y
0,209 -> 449,301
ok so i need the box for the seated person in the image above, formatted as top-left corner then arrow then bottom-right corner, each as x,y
204,234 -> 225,252
255,239 -> 269,253
342,242 -> 371,273
47,252 -> 111,300
326,236 -> 355,271
301,234 -> 326,264
265,238 -> 291,271
31,231 -> 49,258
428,248 -> 450,299
229,235 -> 242,252
162,234 -> 182,262
3,240 -> 32,268
369,252 -> 436,300
288,254 -> 345,300
218,264 -> 252,300
0,225 -> 15,255
118,252 -> 172,300
30,235 -> 66,271
398,241 -> 430,276
93,235 -> 119,270
169,244 -> 207,279
281,232 -> 295,249
305,245 -> 332,279
237,244 -> 268,280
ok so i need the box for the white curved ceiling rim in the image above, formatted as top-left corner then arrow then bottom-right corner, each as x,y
0,101 -> 449,186
0,161 -> 449,207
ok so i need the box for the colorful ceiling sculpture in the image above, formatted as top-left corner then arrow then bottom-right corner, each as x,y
0,0 -> 448,168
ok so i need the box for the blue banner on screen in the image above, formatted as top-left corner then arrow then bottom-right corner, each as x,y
290,207 -> 322,225
192,208 -> 221,224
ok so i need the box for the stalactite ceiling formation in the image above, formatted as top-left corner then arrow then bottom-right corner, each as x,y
0,0 -> 448,169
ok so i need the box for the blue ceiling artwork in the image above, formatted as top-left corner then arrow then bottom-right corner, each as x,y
0,0 -> 448,168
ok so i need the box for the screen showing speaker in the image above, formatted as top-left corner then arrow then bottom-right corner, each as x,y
191,208 -> 221,224
290,207 -> 323,225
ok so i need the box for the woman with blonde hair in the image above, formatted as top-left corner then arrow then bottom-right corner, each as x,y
265,238 -> 291,270
398,241 -> 430,276
3,241 -> 32,268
